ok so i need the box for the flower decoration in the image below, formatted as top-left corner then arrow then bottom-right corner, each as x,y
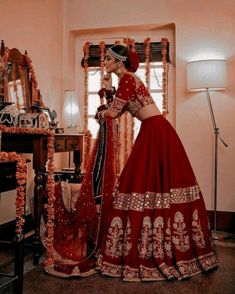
0,151 -> 27,236
161,37 -> 168,116
83,42 -> 91,169
144,37 -> 151,90
25,53 -> 45,107
0,123 -> 55,265
99,41 -> 106,105
0,47 -> 9,77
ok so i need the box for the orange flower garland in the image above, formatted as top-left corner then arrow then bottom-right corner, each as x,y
44,132 -> 55,266
116,117 -> 121,177
25,54 -> 38,91
123,112 -> 128,164
25,53 -> 45,107
144,37 -> 151,90
0,124 -> 55,265
161,37 -> 168,116
83,42 -> 91,169
130,115 -> 135,149
123,38 -> 135,50
99,41 -> 105,105
0,47 -> 10,102
0,151 -> 27,235
83,42 -> 90,133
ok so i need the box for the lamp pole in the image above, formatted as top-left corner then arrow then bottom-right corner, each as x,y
206,89 -> 228,239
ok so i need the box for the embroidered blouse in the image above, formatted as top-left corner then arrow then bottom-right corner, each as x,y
108,73 -> 154,117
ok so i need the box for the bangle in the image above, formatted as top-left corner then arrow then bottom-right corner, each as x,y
98,110 -> 106,120
105,87 -> 116,99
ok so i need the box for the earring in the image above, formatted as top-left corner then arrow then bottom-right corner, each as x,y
116,68 -> 122,75
116,62 -> 122,75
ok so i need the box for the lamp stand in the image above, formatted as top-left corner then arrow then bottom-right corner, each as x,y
206,89 -> 230,240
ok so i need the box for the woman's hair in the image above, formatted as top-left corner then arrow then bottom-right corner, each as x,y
109,45 -> 131,70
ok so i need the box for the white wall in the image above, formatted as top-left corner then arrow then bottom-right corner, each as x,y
64,0 -> 235,212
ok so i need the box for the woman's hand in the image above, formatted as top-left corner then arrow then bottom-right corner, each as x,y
95,104 -> 107,123
103,73 -> 112,90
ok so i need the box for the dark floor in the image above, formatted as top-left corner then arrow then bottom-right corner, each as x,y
0,237 -> 235,294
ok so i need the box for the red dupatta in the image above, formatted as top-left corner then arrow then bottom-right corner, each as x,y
44,116 -> 117,276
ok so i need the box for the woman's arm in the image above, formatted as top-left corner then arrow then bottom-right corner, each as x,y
104,108 -> 119,119
96,74 -> 136,121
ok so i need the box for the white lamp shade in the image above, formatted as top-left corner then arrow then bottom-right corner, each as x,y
187,60 -> 226,91
63,90 -> 82,128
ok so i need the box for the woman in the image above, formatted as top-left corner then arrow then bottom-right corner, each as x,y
95,44 -> 218,281
44,44 -> 218,281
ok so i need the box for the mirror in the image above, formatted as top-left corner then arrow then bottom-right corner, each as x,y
0,41 -> 30,112
0,40 -> 43,113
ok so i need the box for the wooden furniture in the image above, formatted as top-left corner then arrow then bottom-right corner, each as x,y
0,40 -> 32,112
0,132 -> 84,265
0,160 -> 25,294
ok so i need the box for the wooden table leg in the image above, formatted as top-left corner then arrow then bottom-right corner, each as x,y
32,137 -> 48,265
73,150 -> 82,182
33,170 -> 44,265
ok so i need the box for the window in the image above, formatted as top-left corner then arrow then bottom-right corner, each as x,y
88,61 -> 163,139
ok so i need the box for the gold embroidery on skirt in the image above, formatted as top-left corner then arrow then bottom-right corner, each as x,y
172,212 -> 190,252
113,185 -> 201,211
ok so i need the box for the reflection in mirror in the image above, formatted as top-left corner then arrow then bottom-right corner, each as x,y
7,63 -> 26,111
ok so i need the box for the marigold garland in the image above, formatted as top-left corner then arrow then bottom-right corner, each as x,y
99,41 -> 105,105
83,42 -> 92,169
25,53 -> 38,103
2,47 -> 10,64
123,112 -> 128,164
0,124 -> 55,265
123,38 -> 135,51
116,117 -> 121,176
0,47 -> 10,102
0,151 -> 27,236
144,37 -> 151,90
83,42 -> 90,133
130,116 -> 135,149
161,37 -> 168,116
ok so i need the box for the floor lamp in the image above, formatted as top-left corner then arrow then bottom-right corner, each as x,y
187,60 -> 229,240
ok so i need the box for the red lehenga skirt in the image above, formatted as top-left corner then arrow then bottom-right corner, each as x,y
97,115 -> 218,281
